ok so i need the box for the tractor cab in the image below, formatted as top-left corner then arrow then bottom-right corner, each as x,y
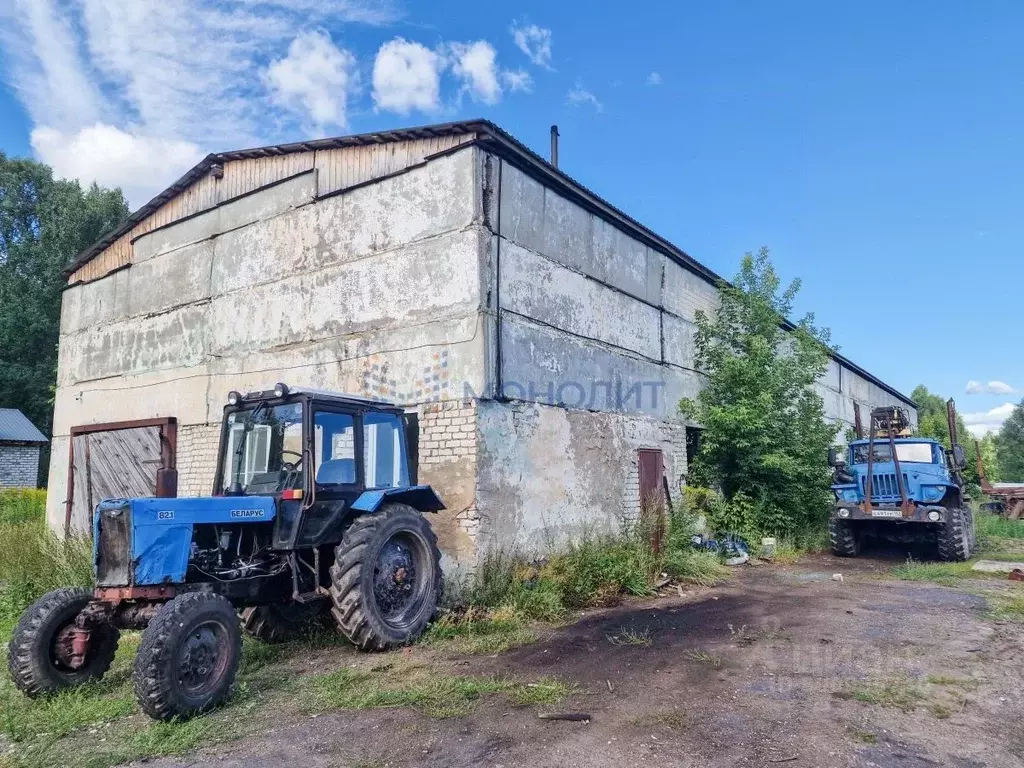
213,384 -> 441,550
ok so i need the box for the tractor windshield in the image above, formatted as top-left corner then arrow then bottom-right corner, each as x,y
221,402 -> 304,494
852,442 -> 935,465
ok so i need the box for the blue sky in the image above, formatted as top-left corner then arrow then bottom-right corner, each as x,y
1,0 -> 1021,433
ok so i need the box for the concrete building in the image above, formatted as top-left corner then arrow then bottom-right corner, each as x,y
48,120 -> 916,565
0,408 -> 47,488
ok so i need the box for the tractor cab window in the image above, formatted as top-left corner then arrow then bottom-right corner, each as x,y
222,403 -> 304,493
852,442 -> 935,465
314,411 -> 356,485
363,412 -> 408,489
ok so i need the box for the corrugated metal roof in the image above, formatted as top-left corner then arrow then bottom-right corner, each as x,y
63,118 -> 916,408
0,409 -> 47,443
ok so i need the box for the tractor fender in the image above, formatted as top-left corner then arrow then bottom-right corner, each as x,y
350,485 -> 446,514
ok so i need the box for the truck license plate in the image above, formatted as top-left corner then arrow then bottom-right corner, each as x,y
871,510 -> 902,519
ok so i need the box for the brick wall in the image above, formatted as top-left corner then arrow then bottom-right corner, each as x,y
418,399 -> 480,556
0,445 -> 41,488
177,425 -> 221,497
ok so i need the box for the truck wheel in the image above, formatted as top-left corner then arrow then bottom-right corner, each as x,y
133,593 -> 242,721
329,503 -> 441,651
240,603 -> 329,644
7,588 -> 119,697
829,518 -> 860,557
937,508 -> 970,562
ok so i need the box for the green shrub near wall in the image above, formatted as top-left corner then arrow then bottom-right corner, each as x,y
0,488 -> 47,525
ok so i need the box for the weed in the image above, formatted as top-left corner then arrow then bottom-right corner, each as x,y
925,675 -> 977,690
977,513 -> 1024,541
304,664 -> 571,718
0,489 -> 46,525
682,649 -> 722,669
846,727 -> 878,744
422,608 -> 538,655
986,591 -> 1024,621
606,626 -> 653,647
630,711 -> 686,729
833,678 -> 923,712
891,558 -> 994,585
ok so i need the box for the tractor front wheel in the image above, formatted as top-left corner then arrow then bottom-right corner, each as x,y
829,517 -> 861,557
7,588 -> 119,697
133,593 -> 242,720
329,503 -> 441,651
937,508 -> 971,562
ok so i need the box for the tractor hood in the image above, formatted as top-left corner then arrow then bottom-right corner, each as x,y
94,497 -> 277,587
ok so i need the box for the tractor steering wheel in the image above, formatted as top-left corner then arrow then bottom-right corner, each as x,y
279,450 -> 304,490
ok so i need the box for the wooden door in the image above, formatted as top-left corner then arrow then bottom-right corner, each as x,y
67,420 -> 176,533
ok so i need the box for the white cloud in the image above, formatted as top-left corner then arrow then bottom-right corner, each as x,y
264,30 -> 358,131
965,380 -> 1017,395
31,124 -> 205,207
449,41 -> 501,104
567,81 -> 602,112
502,69 -> 532,93
646,71 -> 663,86
510,21 -> 552,69
372,37 -> 443,114
963,402 -> 1017,437
0,0 -> 395,207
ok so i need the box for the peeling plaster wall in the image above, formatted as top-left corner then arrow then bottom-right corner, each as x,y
48,147 -> 488,534
473,152 -> 917,552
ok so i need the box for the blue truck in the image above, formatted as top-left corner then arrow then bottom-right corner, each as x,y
828,402 -> 975,561
7,385 -> 445,720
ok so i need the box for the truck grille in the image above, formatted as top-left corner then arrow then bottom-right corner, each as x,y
860,473 -> 910,502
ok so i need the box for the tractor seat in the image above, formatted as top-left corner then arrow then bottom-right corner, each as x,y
316,458 -> 356,485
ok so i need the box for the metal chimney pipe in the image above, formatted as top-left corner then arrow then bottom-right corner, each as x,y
550,125 -> 559,167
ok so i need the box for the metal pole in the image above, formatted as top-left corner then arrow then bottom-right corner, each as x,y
550,125 -> 559,167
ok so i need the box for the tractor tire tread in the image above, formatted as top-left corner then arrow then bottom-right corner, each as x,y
133,592 -> 241,721
329,503 -> 440,651
7,587 -> 119,697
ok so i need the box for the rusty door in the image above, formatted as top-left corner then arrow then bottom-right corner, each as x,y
637,448 -> 664,507
67,420 -> 176,533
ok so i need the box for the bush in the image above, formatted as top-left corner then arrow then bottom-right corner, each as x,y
0,488 -> 47,525
0,492 -> 92,641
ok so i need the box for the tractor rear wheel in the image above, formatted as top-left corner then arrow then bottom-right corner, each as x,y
937,508 -> 971,562
133,593 -> 242,721
329,503 -> 441,651
829,518 -> 861,557
7,588 -> 119,697
241,602 -> 330,644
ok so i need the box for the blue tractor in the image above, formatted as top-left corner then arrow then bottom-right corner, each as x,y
828,401 -> 975,561
8,385 -> 445,720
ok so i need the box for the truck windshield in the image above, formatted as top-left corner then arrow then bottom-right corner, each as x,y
221,402 -> 304,494
852,442 -> 934,464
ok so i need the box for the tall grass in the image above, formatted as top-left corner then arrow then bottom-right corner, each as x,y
977,512 -> 1024,541
0,490 -> 92,641
452,500 -> 729,622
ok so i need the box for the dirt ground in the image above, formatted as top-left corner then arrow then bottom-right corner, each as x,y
143,552 -> 1024,768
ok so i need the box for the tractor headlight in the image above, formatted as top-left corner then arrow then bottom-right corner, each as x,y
838,508 -> 851,518
274,382 -> 289,398
227,390 -> 241,406
921,485 -> 945,503
928,510 -> 941,522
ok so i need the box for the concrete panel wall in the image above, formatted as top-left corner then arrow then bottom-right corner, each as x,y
48,147 -> 487,530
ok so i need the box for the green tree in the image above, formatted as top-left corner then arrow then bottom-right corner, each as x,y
680,248 -> 839,537
0,153 -> 127,481
978,432 -> 1001,484
910,384 -> 986,486
996,400 -> 1024,481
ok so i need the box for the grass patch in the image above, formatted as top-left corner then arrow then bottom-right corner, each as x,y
846,727 -> 878,744
891,558 -> 1001,586
682,649 -> 722,669
305,664 -> 572,718
978,513 -> 1024,541
421,608 -> 538,655
630,710 -> 686,729
0,489 -> 47,525
454,502 -> 729,622
606,626 -> 653,647
986,590 -> 1024,621
925,674 -> 977,690
833,678 -> 924,712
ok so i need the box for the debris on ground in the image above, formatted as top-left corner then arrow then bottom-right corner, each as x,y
691,533 -> 750,565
